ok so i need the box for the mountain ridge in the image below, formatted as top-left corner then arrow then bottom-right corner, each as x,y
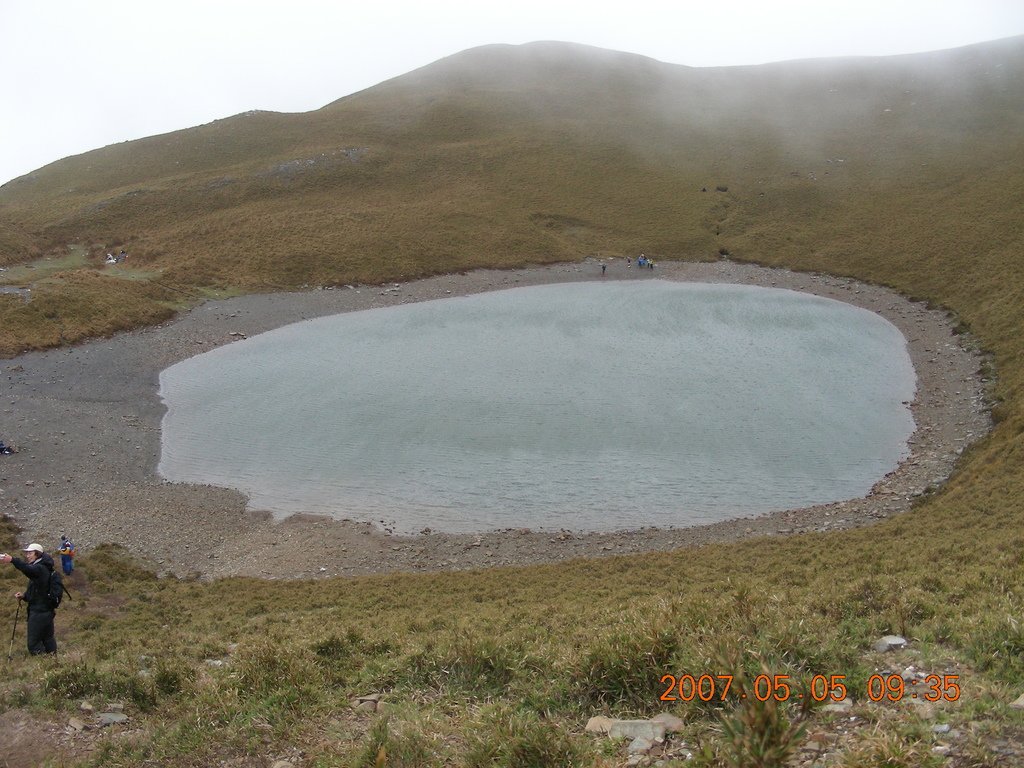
0,36 -> 1022,354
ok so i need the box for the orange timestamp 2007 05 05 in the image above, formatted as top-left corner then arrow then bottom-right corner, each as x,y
659,673 -> 961,704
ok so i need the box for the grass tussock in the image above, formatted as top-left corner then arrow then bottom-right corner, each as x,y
462,704 -> 590,768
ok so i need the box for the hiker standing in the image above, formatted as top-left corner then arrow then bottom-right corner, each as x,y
58,535 -> 75,576
0,544 -> 58,654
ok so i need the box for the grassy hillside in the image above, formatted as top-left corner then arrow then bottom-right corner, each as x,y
2,37 -> 1020,351
1,37 -> 1024,766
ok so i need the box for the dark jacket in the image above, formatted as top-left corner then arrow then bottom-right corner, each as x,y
12,553 -> 56,612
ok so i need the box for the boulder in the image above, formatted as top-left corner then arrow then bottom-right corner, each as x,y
650,712 -> 684,733
821,698 -> 853,714
627,736 -> 656,754
97,712 -> 129,727
608,720 -> 666,742
873,635 -> 908,653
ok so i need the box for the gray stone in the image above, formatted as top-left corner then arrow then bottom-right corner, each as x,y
650,712 -> 684,733
97,712 -> 129,727
79,700 -> 94,713
353,693 -> 382,712
628,736 -> 655,754
608,720 -> 667,742
873,635 -> 908,653
585,715 -> 614,734
933,723 -> 951,734
822,698 -> 853,713
67,717 -> 88,732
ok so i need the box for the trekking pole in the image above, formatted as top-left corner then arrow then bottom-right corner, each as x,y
7,601 -> 20,661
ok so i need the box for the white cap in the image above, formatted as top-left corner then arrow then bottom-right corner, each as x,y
22,543 -> 44,553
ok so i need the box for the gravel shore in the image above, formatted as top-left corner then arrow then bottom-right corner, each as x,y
0,259 -> 991,579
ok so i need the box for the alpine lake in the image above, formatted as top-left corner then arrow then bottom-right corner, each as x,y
158,281 -> 916,534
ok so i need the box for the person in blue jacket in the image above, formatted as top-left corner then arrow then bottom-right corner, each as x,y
58,535 -> 75,575
1,543 -> 58,654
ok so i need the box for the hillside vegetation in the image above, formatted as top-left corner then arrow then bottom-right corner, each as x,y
2,37 -> 1021,352
1,37 -> 1024,766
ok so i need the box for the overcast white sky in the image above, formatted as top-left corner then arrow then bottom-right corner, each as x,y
2,0 -> 1022,186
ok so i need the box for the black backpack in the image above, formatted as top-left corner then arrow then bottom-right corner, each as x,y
47,569 -> 71,609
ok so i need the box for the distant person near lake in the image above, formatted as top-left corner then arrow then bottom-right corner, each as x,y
58,535 -> 75,575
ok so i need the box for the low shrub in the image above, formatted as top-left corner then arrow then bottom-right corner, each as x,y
713,647 -> 808,768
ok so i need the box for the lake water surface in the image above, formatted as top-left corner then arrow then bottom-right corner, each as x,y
158,281 -> 916,533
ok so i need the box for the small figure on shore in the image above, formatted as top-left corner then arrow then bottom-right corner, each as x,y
0,439 -> 12,455
58,535 -> 75,576
601,263 -> 606,275
0,544 -> 59,655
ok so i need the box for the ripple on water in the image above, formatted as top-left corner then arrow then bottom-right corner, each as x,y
158,281 -> 916,533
